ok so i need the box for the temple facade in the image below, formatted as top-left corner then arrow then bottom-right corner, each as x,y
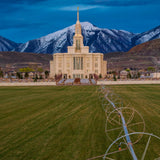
50,8 -> 107,79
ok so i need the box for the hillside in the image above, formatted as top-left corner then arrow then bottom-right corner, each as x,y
0,51 -> 52,71
129,38 -> 160,56
0,36 -> 19,52
105,39 -> 160,71
0,39 -> 160,72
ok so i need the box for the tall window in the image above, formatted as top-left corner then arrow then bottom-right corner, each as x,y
73,57 -> 83,70
76,40 -> 80,50
95,63 -> 98,68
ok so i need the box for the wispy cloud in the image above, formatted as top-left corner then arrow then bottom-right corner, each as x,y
1,0 -> 160,8
0,0 -> 160,42
59,5 -> 104,11
86,0 -> 160,7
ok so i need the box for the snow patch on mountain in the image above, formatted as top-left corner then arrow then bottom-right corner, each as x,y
132,25 -> 160,45
14,22 -> 137,54
0,36 -> 18,52
1,22 -> 160,54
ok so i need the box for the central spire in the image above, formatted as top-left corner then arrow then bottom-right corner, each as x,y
67,7 -> 89,53
75,7 -> 82,35
77,7 -> 79,22
73,7 -> 84,52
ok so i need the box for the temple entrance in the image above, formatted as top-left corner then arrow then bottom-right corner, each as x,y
73,74 -> 84,79
89,74 -> 93,79
64,74 -> 67,79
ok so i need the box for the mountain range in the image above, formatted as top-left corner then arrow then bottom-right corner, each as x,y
0,36 -> 19,52
0,38 -> 160,71
0,22 -> 160,54
104,38 -> 160,71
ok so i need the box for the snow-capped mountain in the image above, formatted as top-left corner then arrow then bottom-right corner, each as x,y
15,22 -> 135,54
132,25 -> 160,46
0,36 -> 18,52
1,23 -> 160,54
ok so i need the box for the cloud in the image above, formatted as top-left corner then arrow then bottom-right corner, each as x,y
1,0 -> 160,10
0,0 -> 45,4
59,5 -> 103,11
0,21 -> 45,30
86,0 -> 160,7
0,0 -> 160,43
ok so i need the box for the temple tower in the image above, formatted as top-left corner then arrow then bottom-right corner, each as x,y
50,7 -> 107,79
73,7 -> 84,52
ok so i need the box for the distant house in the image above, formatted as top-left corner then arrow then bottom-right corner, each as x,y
120,70 -> 128,79
150,73 -> 160,79
28,72 -> 35,79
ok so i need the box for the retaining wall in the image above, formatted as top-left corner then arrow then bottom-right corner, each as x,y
97,80 -> 160,85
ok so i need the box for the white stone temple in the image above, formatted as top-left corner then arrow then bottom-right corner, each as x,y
50,7 -> 107,79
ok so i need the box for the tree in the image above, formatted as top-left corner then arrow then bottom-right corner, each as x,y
45,70 -> 49,79
113,74 -> 117,81
126,68 -> 130,72
137,72 -> 141,78
127,72 -> 132,79
133,74 -> 137,79
99,74 -> 102,79
147,67 -> 155,72
39,75 -> 43,79
25,72 -> 29,79
126,68 -> 132,79
16,72 -> 21,79
118,71 -> 120,79
0,71 -> 3,78
93,74 -> 98,80
37,68 -> 43,73
35,74 -> 38,79
34,74 -> 38,82
19,67 -> 34,73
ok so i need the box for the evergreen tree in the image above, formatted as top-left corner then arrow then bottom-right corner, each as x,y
39,75 -> 43,79
16,72 -> 21,79
45,71 -> 49,79
0,71 -> 3,78
99,74 -> 102,79
25,72 -> 29,79
113,74 -> 117,81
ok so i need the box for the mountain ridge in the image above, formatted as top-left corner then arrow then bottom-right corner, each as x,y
14,22 -> 135,54
0,22 -> 160,54
0,38 -> 160,71
0,36 -> 19,52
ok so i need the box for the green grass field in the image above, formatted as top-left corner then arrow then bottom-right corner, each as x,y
0,85 -> 160,160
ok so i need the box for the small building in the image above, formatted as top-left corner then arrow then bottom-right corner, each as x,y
150,72 -> 160,79
120,70 -> 128,79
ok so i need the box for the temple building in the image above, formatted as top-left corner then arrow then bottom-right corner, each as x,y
50,7 -> 107,79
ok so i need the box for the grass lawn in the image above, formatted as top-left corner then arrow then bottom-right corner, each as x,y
0,85 -> 160,160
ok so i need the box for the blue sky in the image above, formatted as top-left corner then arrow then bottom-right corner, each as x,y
0,0 -> 160,43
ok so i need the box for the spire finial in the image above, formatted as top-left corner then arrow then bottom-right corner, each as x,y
77,7 -> 79,21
